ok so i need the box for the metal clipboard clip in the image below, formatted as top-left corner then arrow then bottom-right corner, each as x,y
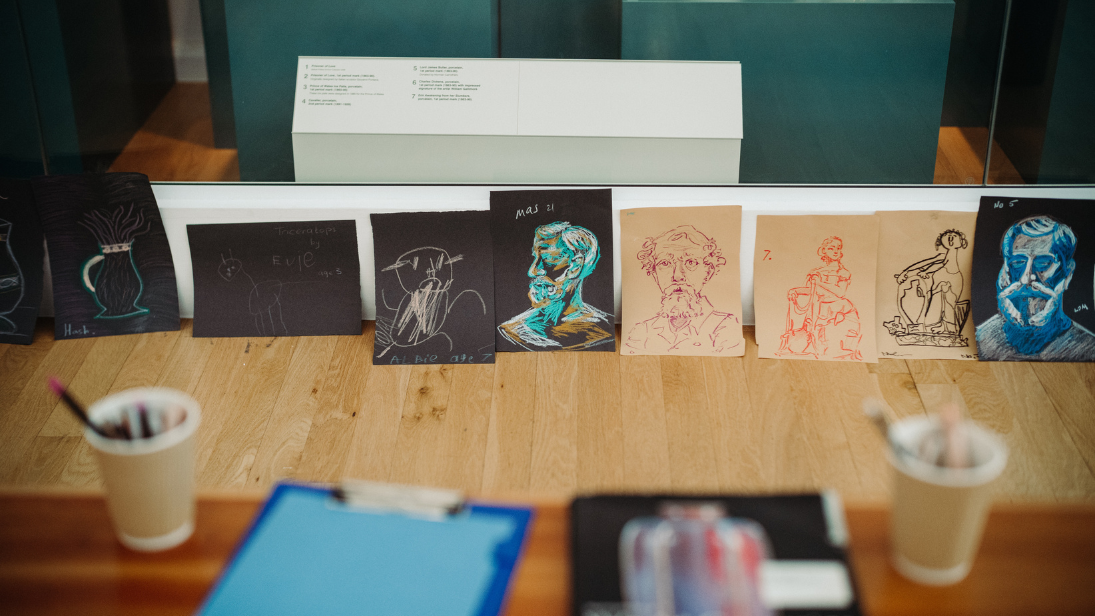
331,479 -> 465,520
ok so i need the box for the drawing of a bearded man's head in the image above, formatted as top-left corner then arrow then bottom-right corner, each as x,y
638,225 -> 725,319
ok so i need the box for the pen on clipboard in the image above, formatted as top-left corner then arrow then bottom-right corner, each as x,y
333,479 -> 466,519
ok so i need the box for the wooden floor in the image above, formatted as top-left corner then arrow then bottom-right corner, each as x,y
107,83 -> 1021,186
108,83 -> 240,182
2,319 -> 1092,503
934,126 -> 1024,185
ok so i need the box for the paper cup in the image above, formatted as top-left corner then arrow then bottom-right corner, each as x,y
887,416 -> 1007,585
85,387 -> 201,552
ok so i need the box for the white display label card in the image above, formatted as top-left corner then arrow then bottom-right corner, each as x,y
760,560 -> 854,610
294,57 -> 743,142
517,61 -> 742,139
292,58 -> 519,136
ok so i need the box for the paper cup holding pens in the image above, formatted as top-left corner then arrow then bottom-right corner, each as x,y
888,416 -> 1007,586
85,388 -> 201,552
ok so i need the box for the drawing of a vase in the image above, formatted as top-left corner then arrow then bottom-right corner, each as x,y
81,241 -> 149,318
0,220 -> 24,333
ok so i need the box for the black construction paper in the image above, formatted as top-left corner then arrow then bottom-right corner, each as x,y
490,189 -> 615,352
371,211 -> 495,365
31,173 -> 179,340
0,179 -> 45,345
188,220 -> 361,338
972,196 -> 1095,361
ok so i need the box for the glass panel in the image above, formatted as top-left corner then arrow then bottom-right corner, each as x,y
936,0 -> 1008,185
988,0 -> 1095,184
3,0 -> 1090,185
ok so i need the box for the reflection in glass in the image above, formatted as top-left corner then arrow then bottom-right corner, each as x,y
0,220 -> 26,334
6,0 -> 1090,185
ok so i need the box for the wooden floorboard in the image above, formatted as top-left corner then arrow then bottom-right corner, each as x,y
0,337 -> 96,484
390,364 -> 456,487
994,362 -> 1095,500
701,356 -> 760,492
661,356 -> 721,492
3,321 -> 1093,503
438,362 -> 494,491
482,353 -> 537,493
246,335 -> 337,487
740,328 -> 817,493
619,355 -> 672,490
944,361 -> 1061,502
295,328 -> 375,483
1031,363 -> 1095,479
934,126 -> 1025,186
342,330 -> 409,484
575,350 -> 624,492
108,83 -> 239,182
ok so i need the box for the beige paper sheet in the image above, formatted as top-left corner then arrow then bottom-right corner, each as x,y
754,215 -> 879,362
620,206 -> 744,356
876,211 -> 978,360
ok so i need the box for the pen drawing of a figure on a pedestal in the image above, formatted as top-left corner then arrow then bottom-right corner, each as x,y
776,236 -> 862,360
883,229 -> 971,347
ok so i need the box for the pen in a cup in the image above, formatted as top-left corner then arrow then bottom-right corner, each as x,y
47,377 -> 120,439
917,403 -> 970,468
48,378 -> 187,441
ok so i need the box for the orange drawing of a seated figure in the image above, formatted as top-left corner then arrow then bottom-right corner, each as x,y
776,236 -> 862,360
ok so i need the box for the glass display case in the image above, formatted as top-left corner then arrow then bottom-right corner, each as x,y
1,0 -> 1091,186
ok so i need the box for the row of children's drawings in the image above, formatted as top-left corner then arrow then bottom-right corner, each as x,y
2,176 -> 1093,363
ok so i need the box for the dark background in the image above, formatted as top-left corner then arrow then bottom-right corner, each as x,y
490,189 -> 614,353
371,210 -> 495,365
32,172 -> 179,339
0,179 -> 44,344
971,196 -> 1095,332
188,220 -> 360,338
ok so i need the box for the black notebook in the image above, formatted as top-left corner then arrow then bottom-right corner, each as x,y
571,492 -> 862,616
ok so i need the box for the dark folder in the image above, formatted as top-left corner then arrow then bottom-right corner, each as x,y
571,492 -> 862,616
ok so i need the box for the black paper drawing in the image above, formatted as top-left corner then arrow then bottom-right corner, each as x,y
78,203 -> 152,319
32,173 -> 179,340
883,229 -> 971,348
0,180 -> 45,345
491,189 -> 615,352
371,211 -> 495,365
188,221 -> 362,338
972,196 -> 1095,362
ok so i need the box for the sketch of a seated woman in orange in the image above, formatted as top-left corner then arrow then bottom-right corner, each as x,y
776,236 -> 862,360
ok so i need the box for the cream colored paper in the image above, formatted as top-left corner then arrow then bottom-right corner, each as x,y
620,206 -> 744,356
754,215 -> 879,362
876,211 -> 978,360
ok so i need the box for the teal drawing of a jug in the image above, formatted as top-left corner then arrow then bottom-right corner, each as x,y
81,240 -> 149,318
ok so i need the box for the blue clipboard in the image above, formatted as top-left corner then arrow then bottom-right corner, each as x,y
198,482 -> 533,616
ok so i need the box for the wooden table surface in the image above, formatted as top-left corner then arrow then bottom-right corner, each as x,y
1,492 -> 1093,616
5,321 -> 1095,506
